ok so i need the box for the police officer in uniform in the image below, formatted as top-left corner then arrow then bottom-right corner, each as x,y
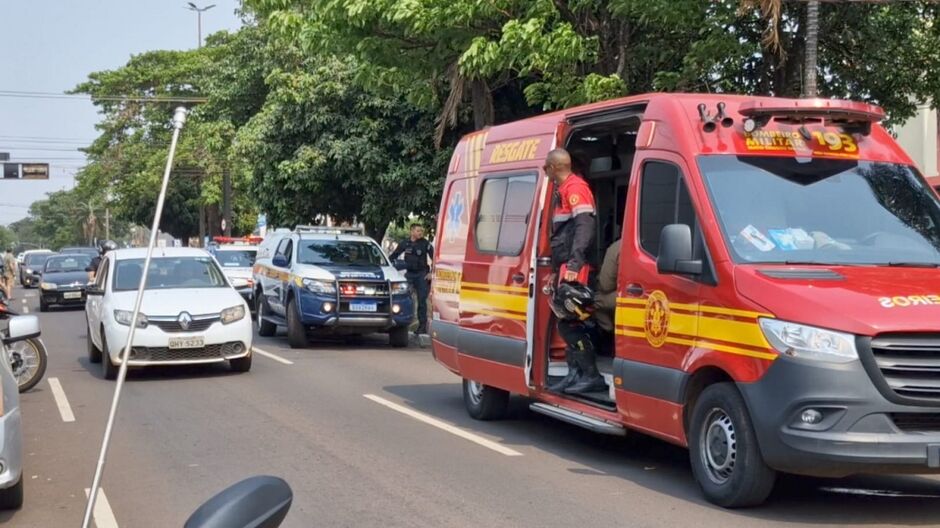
544,148 -> 607,395
389,223 -> 433,335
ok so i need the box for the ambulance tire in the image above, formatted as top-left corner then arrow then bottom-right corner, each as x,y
462,379 -> 509,421
255,294 -> 276,337
689,383 -> 776,508
286,298 -> 309,349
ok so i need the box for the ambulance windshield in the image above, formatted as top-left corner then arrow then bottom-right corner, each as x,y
699,155 -> 940,266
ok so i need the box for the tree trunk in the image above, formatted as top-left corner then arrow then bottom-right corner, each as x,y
470,78 -> 494,130
803,0 -> 820,97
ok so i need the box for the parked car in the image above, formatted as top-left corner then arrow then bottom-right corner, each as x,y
0,314 -> 41,509
19,251 -> 54,288
208,237 -> 260,307
39,253 -> 94,311
84,247 -> 252,379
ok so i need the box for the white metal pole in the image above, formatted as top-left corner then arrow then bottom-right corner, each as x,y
81,107 -> 188,528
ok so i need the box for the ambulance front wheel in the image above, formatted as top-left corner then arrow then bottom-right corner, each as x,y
689,383 -> 776,508
463,379 -> 509,421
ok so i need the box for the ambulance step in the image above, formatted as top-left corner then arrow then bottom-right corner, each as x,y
529,402 -> 626,436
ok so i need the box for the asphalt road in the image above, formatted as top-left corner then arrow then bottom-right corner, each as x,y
4,286 -> 940,527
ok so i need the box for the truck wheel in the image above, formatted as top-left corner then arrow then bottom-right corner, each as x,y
389,326 -> 409,348
463,379 -> 509,421
0,476 -> 23,510
101,333 -> 119,381
255,294 -> 276,337
286,298 -> 308,349
87,322 -> 102,363
689,383 -> 776,508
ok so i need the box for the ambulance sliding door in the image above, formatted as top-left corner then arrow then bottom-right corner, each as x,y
458,171 -> 539,394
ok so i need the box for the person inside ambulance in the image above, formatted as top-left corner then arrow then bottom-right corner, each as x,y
543,148 -> 607,395
594,238 -> 621,355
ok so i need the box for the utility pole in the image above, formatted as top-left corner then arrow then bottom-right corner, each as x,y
186,3 -> 215,245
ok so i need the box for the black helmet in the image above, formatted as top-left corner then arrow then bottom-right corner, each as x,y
98,240 -> 118,254
550,282 -> 596,321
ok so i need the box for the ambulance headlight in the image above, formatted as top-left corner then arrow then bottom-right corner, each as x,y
302,278 -> 336,294
391,282 -> 410,294
759,319 -> 858,363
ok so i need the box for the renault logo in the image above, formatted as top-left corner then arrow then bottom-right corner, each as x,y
178,312 -> 193,330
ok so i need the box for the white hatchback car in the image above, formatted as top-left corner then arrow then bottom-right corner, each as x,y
84,247 -> 253,379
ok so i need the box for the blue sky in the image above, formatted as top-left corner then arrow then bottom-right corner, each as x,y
0,0 -> 244,225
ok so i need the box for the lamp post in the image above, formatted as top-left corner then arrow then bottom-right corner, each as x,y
185,2 -> 216,49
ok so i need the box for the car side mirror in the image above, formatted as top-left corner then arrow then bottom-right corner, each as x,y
184,475 -> 293,528
657,224 -> 702,275
86,285 -> 104,296
3,315 -> 40,344
272,255 -> 289,268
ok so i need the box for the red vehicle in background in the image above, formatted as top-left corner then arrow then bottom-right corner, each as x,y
431,93 -> 940,507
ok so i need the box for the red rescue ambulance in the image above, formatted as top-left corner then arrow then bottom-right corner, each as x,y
431,93 -> 940,507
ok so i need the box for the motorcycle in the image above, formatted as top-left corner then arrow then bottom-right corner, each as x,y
0,298 -> 48,392
184,475 -> 292,528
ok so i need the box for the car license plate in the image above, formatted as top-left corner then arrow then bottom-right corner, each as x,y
63,291 -> 82,299
349,301 -> 378,313
168,337 -> 205,349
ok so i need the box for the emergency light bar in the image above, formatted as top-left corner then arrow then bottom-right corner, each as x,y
213,236 -> 263,245
294,225 -> 365,235
739,99 -> 885,135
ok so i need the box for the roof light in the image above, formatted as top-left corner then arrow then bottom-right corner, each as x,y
739,99 -> 884,135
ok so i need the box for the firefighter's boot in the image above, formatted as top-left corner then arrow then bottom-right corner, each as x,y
547,350 -> 581,393
565,347 -> 607,395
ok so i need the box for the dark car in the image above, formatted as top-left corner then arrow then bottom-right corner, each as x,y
20,252 -> 54,288
59,247 -> 99,258
39,253 -> 93,311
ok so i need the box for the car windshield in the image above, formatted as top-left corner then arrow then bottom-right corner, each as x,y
113,256 -> 227,291
44,255 -> 92,273
699,155 -> 940,265
25,253 -> 51,267
297,239 -> 387,267
215,249 -> 256,268
61,247 -> 99,257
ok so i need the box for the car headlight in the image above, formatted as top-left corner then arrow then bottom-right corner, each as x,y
114,309 -> 148,328
758,318 -> 857,363
391,281 -> 409,294
301,278 -> 336,294
221,305 -> 246,324
25,268 -> 33,274
40,282 -> 57,290
230,278 -> 252,288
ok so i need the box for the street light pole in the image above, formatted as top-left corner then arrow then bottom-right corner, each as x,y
185,2 -> 215,49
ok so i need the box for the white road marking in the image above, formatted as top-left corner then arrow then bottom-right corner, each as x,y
20,298 -> 26,304
252,346 -> 293,365
364,394 -> 522,457
47,377 -> 75,423
84,487 -> 119,528
22,305 -> 29,314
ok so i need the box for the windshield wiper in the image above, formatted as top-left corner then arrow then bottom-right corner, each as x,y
886,262 -> 940,268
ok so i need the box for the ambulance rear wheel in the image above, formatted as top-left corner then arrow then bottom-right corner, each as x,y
463,379 -> 509,421
689,383 -> 776,508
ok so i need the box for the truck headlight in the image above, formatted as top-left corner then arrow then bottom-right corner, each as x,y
40,282 -> 57,290
758,318 -> 857,363
114,309 -> 148,328
221,305 -> 246,324
302,278 -> 336,294
391,282 -> 409,294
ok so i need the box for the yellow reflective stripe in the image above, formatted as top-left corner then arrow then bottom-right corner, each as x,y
460,289 -> 528,314
698,317 -> 770,350
615,306 -> 644,327
668,312 -> 697,338
614,331 -> 777,361
616,297 -> 771,319
461,281 -> 528,293
477,309 -> 527,321
617,298 -> 645,306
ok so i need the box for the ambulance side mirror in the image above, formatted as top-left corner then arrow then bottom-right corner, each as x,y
657,224 -> 702,276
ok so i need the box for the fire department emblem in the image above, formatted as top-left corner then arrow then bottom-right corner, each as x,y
644,290 -> 670,348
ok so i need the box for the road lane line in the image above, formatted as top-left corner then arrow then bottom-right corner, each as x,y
363,394 -> 522,456
20,298 -> 26,304
84,487 -> 119,528
22,305 -> 29,313
47,377 -> 76,423
252,346 -> 294,365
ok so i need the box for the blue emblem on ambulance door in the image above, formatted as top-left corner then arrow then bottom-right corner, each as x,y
446,192 -> 465,243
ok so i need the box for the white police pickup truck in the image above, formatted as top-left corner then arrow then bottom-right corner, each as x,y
252,226 -> 414,348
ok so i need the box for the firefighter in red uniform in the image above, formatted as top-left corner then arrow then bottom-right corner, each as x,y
544,148 -> 607,395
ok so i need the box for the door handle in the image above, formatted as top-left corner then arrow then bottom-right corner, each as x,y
512,273 -> 526,284
625,283 -> 644,297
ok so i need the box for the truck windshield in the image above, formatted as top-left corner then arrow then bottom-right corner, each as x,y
699,155 -> 940,265
298,240 -> 387,267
